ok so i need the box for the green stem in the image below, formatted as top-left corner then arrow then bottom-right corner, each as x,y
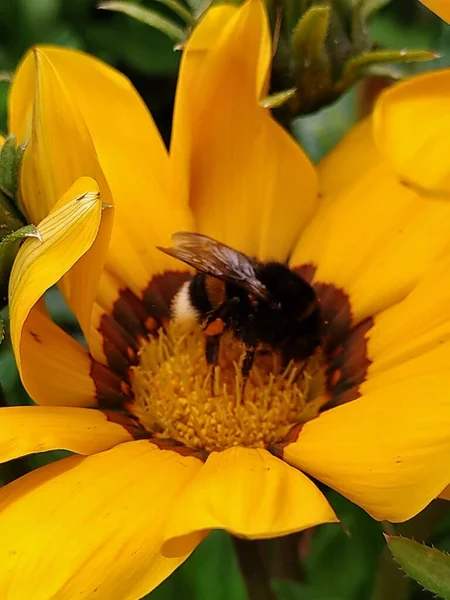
233,537 -> 278,600
0,190 -> 25,239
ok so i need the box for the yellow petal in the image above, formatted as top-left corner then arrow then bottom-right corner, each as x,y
172,0 -> 317,261
11,45 -> 194,362
420,0 -> 450,23
291,118 -> 450,323
163,447 -> 337,557
0,440 -> 203,600
282,374 -> 450,522
0,406 -> 136,462
10,49 -> 115,342
48,43 -> 196,294
364,253 -> 450,392
9,178 -> 102,380
10,48 -> 110,224
17,45 -> 194,309
13,299 -> 97,406
373,69 -> 450,195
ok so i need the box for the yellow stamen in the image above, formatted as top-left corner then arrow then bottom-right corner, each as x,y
130,323 -> 326,452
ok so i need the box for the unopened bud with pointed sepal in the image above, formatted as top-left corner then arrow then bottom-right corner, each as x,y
265,0 -> 438,116
385,534 -> 450,600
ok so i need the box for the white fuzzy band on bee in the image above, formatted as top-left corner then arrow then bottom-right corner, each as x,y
171,280 -> 199,322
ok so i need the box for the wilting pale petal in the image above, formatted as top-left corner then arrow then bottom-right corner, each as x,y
282,374 -> 450,522
163,446 -> 337,557
172,0 -> 318,261
0,406 -> 136,462
0,441 -> 203,600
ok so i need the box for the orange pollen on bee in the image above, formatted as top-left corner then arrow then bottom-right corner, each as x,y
129,322 -> 327,452
204,318 -> 225,337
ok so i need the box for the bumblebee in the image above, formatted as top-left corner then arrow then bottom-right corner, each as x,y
158,232 -> 321,377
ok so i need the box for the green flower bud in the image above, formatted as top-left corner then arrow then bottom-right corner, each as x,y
265,0 -> 438,116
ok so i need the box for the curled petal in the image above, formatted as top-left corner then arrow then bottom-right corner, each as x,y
9,178 -> 103,401
164,447 -> 337,557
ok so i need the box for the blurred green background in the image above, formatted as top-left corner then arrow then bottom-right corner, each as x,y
0,1 -> 449,599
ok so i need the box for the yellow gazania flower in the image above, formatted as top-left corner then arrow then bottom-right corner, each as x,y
419,0 -> 450,22
2,0 -> 450,597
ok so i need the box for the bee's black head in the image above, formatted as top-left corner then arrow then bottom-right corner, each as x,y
256,263 -> 317,315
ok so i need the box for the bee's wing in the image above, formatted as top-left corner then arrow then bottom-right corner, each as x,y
157,232 -> 268,300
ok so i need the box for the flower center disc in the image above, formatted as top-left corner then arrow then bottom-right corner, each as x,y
130,323 -> 326,452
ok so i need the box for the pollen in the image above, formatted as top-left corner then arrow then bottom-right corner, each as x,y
130,323 -> 326,452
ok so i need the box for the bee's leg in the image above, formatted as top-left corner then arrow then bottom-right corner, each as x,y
242,346 -> 256,379
203,297 -> 239,330
202,298 -> 238,366
205,334 -> 221,366
237,345 -> 255,400
205,334 -> 222,397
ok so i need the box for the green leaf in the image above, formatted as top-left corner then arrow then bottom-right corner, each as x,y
274,579 -> 340,600
304,492 -> 384,600
386,535 -> 450,599
98,1 -> 186,42
0,224 -> 41,308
